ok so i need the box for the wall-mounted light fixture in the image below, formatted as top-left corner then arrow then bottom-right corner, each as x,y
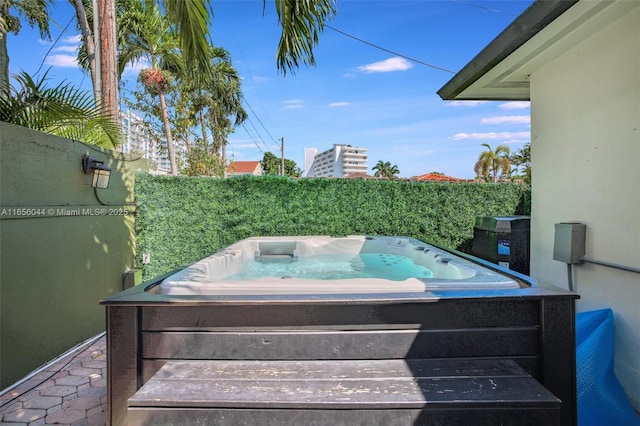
82,154 -> 111,189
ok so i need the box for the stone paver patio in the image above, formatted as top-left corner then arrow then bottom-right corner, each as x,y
0,334 -> 106,426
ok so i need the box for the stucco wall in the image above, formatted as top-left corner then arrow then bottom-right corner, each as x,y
529,7 -> 639,409
0,123 -> 149,389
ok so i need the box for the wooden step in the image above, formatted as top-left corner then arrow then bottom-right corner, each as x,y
128,358 -> 561,425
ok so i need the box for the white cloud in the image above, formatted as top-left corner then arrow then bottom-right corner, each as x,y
499,101 -> 530,110
481,116 -> 530,125
446,100 -> 489,107
451,131 -> 530,141
44,54 -> 79,68
251,75 -> 271,83
64,35 -> 82,44
283,99 -> 303,109
357,57 -> 413,73
328,102 -> 350,107
230,143 -> 261,150
53,45 -> 78,54
122,59 -> 150,77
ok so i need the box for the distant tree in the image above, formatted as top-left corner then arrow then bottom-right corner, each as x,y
474,143 -> 511,182
372,160 -> 400,178
510,142 -> 531,184
261,151 -> 301,178
181,137 -> 226,177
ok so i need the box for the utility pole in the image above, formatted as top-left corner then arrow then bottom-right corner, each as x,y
280,137 -> 285,176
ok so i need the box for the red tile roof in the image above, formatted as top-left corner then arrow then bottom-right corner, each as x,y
226,161 -> 261,174
411,172 -> 467,182
343,172 -> 376,179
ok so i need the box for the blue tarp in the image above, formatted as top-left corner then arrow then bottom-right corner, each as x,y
576,309 -> 639,425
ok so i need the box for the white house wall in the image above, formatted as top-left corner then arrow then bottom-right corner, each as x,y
530,6 -> 639,409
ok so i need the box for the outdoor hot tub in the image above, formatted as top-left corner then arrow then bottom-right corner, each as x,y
159,236 -> 521,295
102,235 -> 578,425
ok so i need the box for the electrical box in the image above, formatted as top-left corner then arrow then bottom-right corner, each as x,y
553,222 -> 586,264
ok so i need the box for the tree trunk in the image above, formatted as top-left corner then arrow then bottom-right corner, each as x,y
159,90 -> 178,175
0,35 -> 8,98
199,108 -> 208,150
0,0 -> 9,96
71,0 -> 99,103
99,0 -> 118,123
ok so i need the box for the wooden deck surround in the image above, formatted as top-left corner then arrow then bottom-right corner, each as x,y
102,272 -> 577,425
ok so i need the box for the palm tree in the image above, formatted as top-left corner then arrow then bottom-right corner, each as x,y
474,143 -> 511,182
191,46 -> 247,162
0,70 -> 122,148
118,0 -> 184,174
510,142 -> 531,184
372,160 -> 400,179
176,45 -> 246,175
0,0 -> 54,94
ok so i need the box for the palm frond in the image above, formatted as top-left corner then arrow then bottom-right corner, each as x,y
0,70 -> 122,148
273,0 -> 336,75
163,0 -> 212,76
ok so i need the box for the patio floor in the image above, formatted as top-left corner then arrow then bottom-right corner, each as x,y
0,334 -> 107,426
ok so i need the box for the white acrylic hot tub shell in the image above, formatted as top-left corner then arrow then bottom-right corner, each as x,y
159,236 -> 521,295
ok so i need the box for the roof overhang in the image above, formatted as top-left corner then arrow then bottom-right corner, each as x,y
438,0 -> 637,101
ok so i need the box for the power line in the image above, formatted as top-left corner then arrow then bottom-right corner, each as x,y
226,19 -> 274,130
242,95 -> 280,151
34,17 -> 75,76
240,121 -> 266,153
246,115 -> 271,152
450,0 -> 519,17
324,24 -> 456,74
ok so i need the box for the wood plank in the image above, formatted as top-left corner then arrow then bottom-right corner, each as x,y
139,357 -> 542,384
125,407 -> 561,426
140,300 -> 541,330
141,328 -> 539,359
129,359 -> 560,410
147,358 -> 531,381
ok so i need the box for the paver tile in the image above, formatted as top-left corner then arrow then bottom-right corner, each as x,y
45,408 -> 87,424
1,336 -> 107,426
39,386 -> 76,398
46,404 -> 63,415
87,410 -> 106,425
2,408 -> 46,423
86,405 -> 102,418
89,378 -> 105,389
76,387 -> 105,399
62,397 -> 100,411
78,361 -> 103,370
0,400 -> 23,414
69,368 -> 100,379
55,375 -> 89,387
22,397 -> 61,410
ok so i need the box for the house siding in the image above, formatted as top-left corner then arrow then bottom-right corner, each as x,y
529,5 -> 639,409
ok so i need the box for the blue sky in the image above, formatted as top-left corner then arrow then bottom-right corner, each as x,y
7,0 -> 533,178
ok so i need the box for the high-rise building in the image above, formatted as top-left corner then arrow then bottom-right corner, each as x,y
119,110 -> 161,169
305,144 -> 368,178
118,110 -> 187,174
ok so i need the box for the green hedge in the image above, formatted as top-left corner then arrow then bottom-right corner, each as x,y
135,173 -> 530,280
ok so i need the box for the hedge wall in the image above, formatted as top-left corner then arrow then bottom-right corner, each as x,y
135,173 -> 530,280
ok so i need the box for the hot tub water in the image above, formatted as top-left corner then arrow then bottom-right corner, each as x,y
227,253 -> 435,281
